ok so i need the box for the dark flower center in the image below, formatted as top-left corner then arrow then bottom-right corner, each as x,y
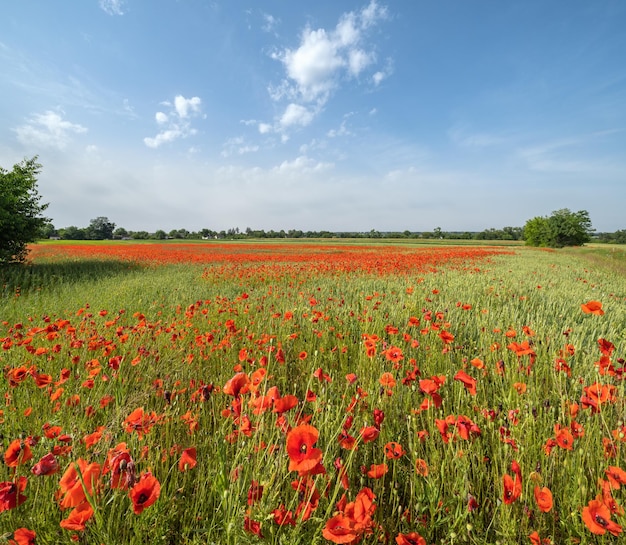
595,514 -> 609,527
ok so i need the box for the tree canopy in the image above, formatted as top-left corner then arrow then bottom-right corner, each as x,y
0,156 -> 49,264
523,209 -> 593,248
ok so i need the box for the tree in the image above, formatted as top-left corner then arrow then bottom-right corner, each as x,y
59,226 -> 87,240
113,227 -> 129,239
0,156 -> 49,264
523,209 -> 593,248
86,217 -> 116,240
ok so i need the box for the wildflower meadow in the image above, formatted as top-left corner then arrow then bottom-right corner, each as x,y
1,241 -> 625,545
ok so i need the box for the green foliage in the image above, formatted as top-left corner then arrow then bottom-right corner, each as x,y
87,216 -> 116,240
0,156 -> 49,264
523,208 -> 593,248
597,229 -> 626,244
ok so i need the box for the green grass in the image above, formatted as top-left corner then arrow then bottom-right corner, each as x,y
0,244 -> 625,544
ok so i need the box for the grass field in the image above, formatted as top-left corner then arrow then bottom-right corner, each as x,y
1,241 -> 625,544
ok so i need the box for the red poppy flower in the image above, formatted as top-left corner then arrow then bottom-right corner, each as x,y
178,447 -> 197,472
247,479 -> 264,505
415,458 -> 429,477
4,439 -> 33,468
395,532 -> 426,545
598,338 -> 615,356
503,461 -> 522,505
286,424 -> 323,475
582,496 -> 622,536
366,463 -> 388,479
554,425 -> 574,450
129,471 -> 161,514
384,346 -> 404,363
58,460 -> 101,509
31,452 -> 59,476
350,487 -> 376,531
83,426 -> 107,449
123,407 -> 160,439
454,370 -> 477,396
581,301 -> 604,315
273,394 -> 299,415
605,466 -> 626,489
438,330 -> 455,344
271,504 -> 295,527
379,372 -> 397,388
322,514 -> 357,544
59,501 -> 94,531
600,479 -> 625,516
580,301 -> 604,316
503,474 -> 522,504
384,442 -> 406,459
528,531 -> 551,545
244,516 -> 264,538
0,477 -> 27,512
534,485 -> 553,513
8,527 -> 36,545
359,426 -> 380,444
222,372 -> 250,397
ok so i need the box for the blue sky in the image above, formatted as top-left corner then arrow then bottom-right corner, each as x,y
1,0 -> 625,233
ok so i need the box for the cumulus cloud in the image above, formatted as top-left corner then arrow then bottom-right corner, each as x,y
279,103 -> 316,128
14,111 -> 87,150
266,0 -> 389,132
174,95 -> 201,118
144,94 -> 202,149
99,0 -> 125,16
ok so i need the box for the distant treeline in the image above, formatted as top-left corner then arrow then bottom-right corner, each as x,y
42,218 -> 625,244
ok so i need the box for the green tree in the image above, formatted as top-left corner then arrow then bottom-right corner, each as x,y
0,156 -> 49,264
59,226 -> 87,240
523,209 -> 593,248
86,217 -> 116,240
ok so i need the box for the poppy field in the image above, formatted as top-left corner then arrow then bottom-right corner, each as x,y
1,241 -> 626,544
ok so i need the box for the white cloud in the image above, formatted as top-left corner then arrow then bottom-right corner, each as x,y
221,136 -> 259,157
272,155 -> 334,174
262,13 -> 280,33
144,95 -> 203,148
276,27 -> 344,103
99,0 -> 125,16
280,103 -> 315,128
372,71 -> 385,85
327,120 -> 352,138
144,128 -> 184,149
361,0 -> 388,28
371,58 -> 393,86
174,95 -> 202,118
268,0 -> 390,131
14,111 -> 87,150
258,122 -> 273,134
348,49 -> 373,76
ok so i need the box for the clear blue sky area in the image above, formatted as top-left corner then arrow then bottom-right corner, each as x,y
1,1 -> 625,232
